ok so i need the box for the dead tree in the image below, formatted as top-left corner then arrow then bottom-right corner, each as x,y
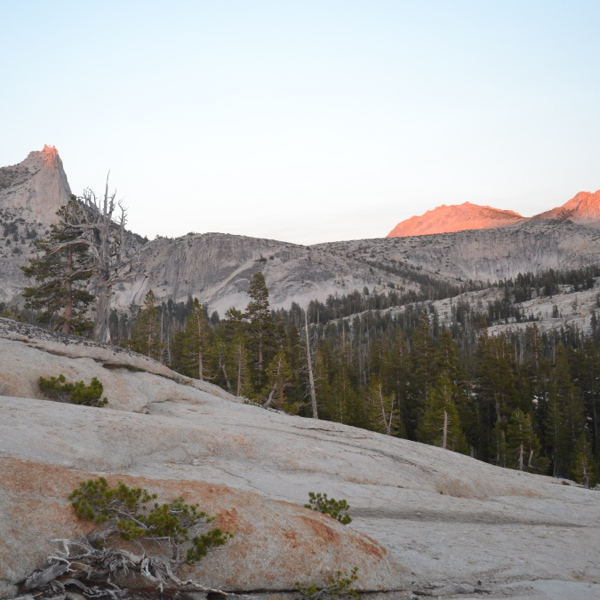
304,310 -> 318,419
70,177 -> 135,343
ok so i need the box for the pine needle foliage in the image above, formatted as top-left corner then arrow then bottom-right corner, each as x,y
21,197 -> 94,335
305,492 -> 352,525
69,477 -> 231,564
296,567 -> 359,600
38,374 -> 108,407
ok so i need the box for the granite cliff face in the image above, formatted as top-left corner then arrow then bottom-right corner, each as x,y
113,232 -> 420,314
1,319 -> 599,599
0,146 -> 72,305
325,219 -> 600,284
0,145 -> 71,225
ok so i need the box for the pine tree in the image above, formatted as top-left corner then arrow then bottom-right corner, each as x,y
407,313 -> 437,439
244,272 -> 276,393
367,378 -> 400,436
214,307 -> 253,397
571,430 -> 597,488
263,347 -> 295,412
505,409 -> 546,473
545,344 -> 585,477
22,198 -> 94,335
576,339 -> 600,459
180,299 -> 212,380
418,370 -> 468,453
474,332 -> 520,462
314,340 -> 336,421
129,290 -> 164,361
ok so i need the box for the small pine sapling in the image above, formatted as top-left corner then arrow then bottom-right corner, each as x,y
296,567 -> 359,600
38,374 -> 108,406
305,492 -> 352,525
20,478 -> 233,597
69,477 -> 231,564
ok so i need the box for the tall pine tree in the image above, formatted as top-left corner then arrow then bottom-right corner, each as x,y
22,198 -> 94,335
129,290 -> 164,361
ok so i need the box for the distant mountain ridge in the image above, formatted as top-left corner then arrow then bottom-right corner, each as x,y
387,202 -> 525,237
387,190 -> 600,238
3,146 -> 600,317
533,189 -> 600,225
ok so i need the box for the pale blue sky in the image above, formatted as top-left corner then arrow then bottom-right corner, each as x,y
2,1 -> 599,244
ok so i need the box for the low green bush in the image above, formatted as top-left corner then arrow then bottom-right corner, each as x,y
296,567 -> 359,599
305,492 -> 352,525
69,477 -> 231,564
38,374 -> 108,407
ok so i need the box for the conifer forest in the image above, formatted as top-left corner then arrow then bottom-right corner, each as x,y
10,192 -> 600,488
104,268 -> 600,487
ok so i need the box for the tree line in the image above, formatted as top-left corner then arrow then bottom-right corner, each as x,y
114,273 -> 599,487
13,196 -> 600,486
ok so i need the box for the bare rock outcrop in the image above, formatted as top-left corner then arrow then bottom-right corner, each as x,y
111,232 -> 420,314
326,218 -> 600,283
1,457 -> 398,596
0,145 -> 71,226
0,146 -> 73,305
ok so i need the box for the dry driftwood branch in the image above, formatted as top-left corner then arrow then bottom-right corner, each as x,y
19,534 -> 228,599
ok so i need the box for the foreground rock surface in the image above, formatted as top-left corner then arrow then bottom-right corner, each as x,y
1,320 -> 599,599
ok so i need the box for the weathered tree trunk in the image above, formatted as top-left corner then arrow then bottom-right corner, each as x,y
304,311 -> 318,419
61,246 -> 74,334
79,177 -> 133,344
236,342 -> 243,397
93,285 -> 112,343
197,312 -> 205,381
518,442 -> 525,471
263,387 -> 276,409
220,361 -> 232,392
442,410 -> 448,449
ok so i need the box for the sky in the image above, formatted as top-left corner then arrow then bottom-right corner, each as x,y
2,1 -> 599,245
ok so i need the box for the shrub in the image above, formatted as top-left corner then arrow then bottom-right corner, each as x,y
305,492 -> 352,525
296,567 -> 359,599
38,374 -> 108,407
69,477 -> 231,564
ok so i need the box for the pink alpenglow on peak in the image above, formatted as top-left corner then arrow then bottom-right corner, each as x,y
534,189 -> 600,225
40,144 -> 60,166
0,145 -> 72,225
387,202 -> 525,238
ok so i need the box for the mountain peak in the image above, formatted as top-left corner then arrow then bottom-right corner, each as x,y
387,202 -> 525,238
533,189 -> 600,225
0,145 -> 72,225
40,144 -> 61,165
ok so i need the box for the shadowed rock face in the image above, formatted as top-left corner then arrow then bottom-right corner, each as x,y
1,320 -> 600,600
324,219 -> 600,284
111,232 -> 421,314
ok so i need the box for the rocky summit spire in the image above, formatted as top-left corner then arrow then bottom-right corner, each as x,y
0,145 -> 72,226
